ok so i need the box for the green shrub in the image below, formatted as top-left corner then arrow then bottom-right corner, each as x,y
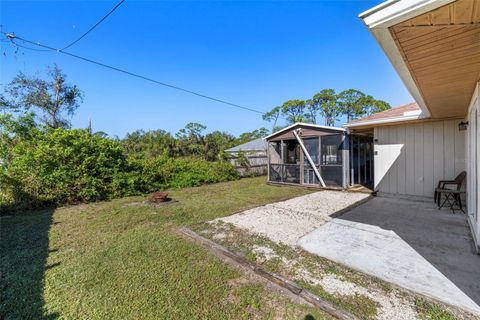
0,128 -> 239,212
1,129 -> 129,211
126,156 -> 239,192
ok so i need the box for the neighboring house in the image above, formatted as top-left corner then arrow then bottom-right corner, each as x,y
225,138 -> 268,176
348,0 -> 480,252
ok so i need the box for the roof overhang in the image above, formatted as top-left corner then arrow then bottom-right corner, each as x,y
360,0 -> 480,120
360,0 -> 456,29
264,122 -> 345,141
345,112 -> 425,128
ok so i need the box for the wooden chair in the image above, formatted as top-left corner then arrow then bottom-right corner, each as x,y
434,171 -> 466,213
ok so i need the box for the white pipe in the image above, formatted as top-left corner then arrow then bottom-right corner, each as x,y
293,129 -> 326,187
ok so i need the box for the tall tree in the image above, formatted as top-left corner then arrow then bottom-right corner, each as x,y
175,122 -> 207,157
0,94 -> 10,110
305,99 -> 319,124
309,89 -> 340,126
262,106 -> 281,133
5,65 -> 83,128
204,131 -> 236,161
175,122 -> 206,141
355,95 -> 391,116
281,99 -> 309,124
123,129 -> 176,158
337,89 -> 368,122
236,128 -> 269,145
368,98 -> 391,115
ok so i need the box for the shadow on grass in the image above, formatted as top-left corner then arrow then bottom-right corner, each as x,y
0,208 -> 59,319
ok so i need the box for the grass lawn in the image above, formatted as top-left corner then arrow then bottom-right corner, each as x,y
1,177 -> 330,319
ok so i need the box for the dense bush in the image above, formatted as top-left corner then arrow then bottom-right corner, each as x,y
1,128 -> 130,210
0,126 -> 239,212
124,156 -> 239,193
0,67 -> 257,212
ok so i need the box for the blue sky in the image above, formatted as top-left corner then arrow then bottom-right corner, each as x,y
0,0 -> 413,138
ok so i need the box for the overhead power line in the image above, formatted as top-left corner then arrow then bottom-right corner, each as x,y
60,0 -> 125,51
8,0 -> 125,53
4,32 -> 267,116
6,40 -> 48,52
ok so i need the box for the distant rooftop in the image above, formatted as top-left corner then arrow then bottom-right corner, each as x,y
225,137 -> 267,153
347,103 -> 421,126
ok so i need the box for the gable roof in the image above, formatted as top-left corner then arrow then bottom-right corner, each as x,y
225,137 -> 267,153
264,122 -> 346,141
350,102 -> 420,123
346,103 -> 424,128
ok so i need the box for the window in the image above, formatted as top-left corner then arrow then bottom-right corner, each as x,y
304,138 -> 319,164
284,141 -> 300,164
321,135 -> 343,165
268,142 -> 282,165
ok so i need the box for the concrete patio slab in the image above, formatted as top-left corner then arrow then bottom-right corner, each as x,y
298,196 -> 480,315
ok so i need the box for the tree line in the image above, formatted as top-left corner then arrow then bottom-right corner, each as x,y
0,65 -> 268,162
262,89 -> 390,131
0,65 -> 269,211
122,124 -> 268,162
0,65 -> 394,212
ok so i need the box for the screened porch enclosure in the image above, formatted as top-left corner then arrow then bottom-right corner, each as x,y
350,134 -> 374,188
267,125 -> 348,189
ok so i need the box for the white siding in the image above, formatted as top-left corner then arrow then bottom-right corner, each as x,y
414,124 -> 424,196
467,83 -> 479,249
423,124 -> 434,196
374,120 -> 466,198
405,125 -> 415,195
396,125 -> 406,195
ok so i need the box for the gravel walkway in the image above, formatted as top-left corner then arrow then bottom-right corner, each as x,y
216,191 -> 370,247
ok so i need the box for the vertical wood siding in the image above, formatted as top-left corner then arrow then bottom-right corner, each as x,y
374,120 -> 466,198
397,125 -> 407,195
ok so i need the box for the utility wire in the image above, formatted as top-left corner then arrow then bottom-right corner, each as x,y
1,1 -> 278,118
9,41 -> 49,52
4,32 -> 267,116
8,0 -> 125,53
60,0 -> 125,51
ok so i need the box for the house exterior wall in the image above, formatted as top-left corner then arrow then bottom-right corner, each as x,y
467,82 -> 479,249
373,120 -> 466,198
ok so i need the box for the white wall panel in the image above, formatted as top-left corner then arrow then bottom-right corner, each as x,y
388,127 -> 398,194
423,124 -> 434,196
374,120 -> 466,198
433,121 -> 444,195
444,120 -> 456,179
396,125 -> 407,195
414,124 -> 424,195
405,125 -> 416,195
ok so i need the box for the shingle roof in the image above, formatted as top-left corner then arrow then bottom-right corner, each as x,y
349,102 -> 420,124
225,137 -> 267,153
